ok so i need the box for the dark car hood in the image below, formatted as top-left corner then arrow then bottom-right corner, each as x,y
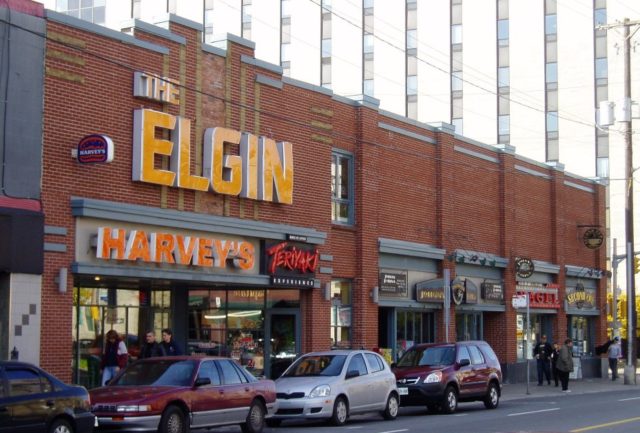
90,386 -> 179,403
393,365 -> 448,379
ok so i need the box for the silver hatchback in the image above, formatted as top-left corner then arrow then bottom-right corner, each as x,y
268,350 -> 399,427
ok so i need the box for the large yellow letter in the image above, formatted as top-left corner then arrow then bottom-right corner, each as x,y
240,132 -> 258,200
203,127 -> 242,196
170,117 -> 208,191
132,109 -> 176,186
259,137 -> 293,204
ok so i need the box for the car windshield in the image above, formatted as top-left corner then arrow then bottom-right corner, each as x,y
397,347 -> 455,367
282,355 -> 347,377
110,360 -> 196,387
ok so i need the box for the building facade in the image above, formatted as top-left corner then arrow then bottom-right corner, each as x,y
2,0 -> 607,385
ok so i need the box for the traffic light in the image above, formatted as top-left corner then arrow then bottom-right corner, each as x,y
635,257 -> 640,274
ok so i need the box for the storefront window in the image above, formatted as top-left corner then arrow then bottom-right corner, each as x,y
330,280 -> 352,349
267,289 -> 300,308
396,310 -> 434,359
516,313 -> 554,360
569,316 -> 593,356
72,287 -> 171,389
456,312 -> 482,341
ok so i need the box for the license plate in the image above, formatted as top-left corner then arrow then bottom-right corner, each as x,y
398,387 -> 408,395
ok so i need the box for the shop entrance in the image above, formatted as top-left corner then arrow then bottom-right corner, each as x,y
265,309 -> 300,379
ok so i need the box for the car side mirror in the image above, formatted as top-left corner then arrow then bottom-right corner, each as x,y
194,377 -> 211,387
458,359 -> 470,367
345,370 -> 360,379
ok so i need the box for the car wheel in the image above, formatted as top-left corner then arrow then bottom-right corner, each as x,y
483,383 -> 500,409
441,386 -> 458,414
49,418 -> 74,433
265,419 -> 281,428
330,396 -> 349,426
241,400 -> 266,433
382,393 -> 399,420
159,405 -> 188,433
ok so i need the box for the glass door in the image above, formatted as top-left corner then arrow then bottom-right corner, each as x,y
265,309 -> 300,379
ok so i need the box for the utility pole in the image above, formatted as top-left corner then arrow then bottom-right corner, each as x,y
599,18 -> 640,385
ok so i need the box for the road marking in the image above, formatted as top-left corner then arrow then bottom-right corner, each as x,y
570,416 -> 640,432
345,427 -> 363,430
377,430 -> 408,433
507,408 -> 560,417
618,396 -> 640,401
454,413 -> 468,417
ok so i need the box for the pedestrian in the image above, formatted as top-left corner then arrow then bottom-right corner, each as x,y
100,329 -> 128,386
607,336 -> 622,380
550,342 -> 560,387
140,330 -> 166,359
533,334 -> 553,385
556,338 -> 574,392
161,328 -> 183,356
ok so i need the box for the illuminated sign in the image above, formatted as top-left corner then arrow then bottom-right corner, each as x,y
132,109 -> 293,204
264,242 -> 318,288
133,72 -> 180,105
416,279 -> 445,303
77,134 -> 114,163
516,282 -> 560,309
566,284 -> 596,309
96,227 -> 255,270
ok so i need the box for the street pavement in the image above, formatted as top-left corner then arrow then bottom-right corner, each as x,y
500,368 -> 640,402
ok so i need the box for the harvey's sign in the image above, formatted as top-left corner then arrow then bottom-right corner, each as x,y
132,73 -> 294,204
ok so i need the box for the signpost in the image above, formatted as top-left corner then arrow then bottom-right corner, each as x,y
512,294 -> 530,395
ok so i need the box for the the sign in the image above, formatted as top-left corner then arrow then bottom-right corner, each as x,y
481,282 -> 504,301
133,109 -> 294,204
77,134 -> 114,164
264,242 -> 319,288
582,228 -> 604,250
451,278 -> 465,305
515,282 -> 560,309
566,284 -> 596,309
379,272 -> 408,296
514,257 -> 534,278
416,279 -> 445,303
133,72 -> 180,105
96,227 -> 255,270
286,234 -> 308,242
511,294 -> 528,308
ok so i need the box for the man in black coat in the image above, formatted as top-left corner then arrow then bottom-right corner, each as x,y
533,334 -> 553,385
139,330 -> 166,359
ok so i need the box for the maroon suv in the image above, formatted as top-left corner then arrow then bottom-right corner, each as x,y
392,341 -> 502,414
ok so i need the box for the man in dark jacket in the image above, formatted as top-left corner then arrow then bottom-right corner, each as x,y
161,328 -> 183,356
533,334 -> 553,385
140,330 -> 166,359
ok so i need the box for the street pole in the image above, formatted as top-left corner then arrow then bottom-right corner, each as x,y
526,296 -> 530,395
621,19 -> 637,385
613,238 -> 618,337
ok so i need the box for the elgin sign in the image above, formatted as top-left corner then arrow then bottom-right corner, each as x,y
133,109 -> 294,204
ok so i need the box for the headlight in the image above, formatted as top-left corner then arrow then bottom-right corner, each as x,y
424,372 -> 442,383
308,385 -> 331,398
116,405 -> 151,412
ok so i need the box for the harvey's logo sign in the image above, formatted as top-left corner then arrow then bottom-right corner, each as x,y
132,73 -> 293,204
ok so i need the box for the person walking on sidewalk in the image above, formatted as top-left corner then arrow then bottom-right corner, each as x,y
607,336 -> 622,380
550,342 -> 560,387
534,334 -> 553,385
556,338 -> 574,392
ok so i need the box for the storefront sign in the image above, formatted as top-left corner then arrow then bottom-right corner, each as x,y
481,282 -> 504,301
566,284 -> 596,309
516,282 -> 560,309
451,278 -> 465,305
133,109 -> 294,204
514,257 -> 534,278
77,134 -> 114,163
133,72 -> 180,105
379,272 -> 408,296
265,241 -> 318,288
416,279 -> 444,303
96,227 -> 255,270
582,228 -> 604,250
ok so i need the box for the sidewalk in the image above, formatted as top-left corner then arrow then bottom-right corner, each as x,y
501,371 -> 640,401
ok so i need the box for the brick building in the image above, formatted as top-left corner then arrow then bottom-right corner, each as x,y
1,0 -> 607,385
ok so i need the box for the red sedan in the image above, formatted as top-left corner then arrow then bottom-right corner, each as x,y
90,356 -> 276,433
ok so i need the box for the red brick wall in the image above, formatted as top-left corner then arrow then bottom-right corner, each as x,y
38,12 -> 606,380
